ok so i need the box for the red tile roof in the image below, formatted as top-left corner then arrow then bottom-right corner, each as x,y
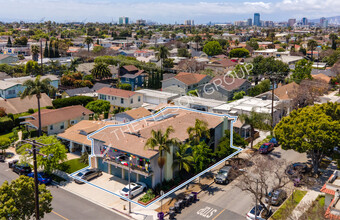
210,76 -> 249,91
97,87 -> 137,98
122,65 -> 138,72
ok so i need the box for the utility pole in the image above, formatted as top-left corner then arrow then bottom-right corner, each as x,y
40,39 -> 43,75
20,139 -> 49,220
128,156 -> 131,213
255,179 -> 258,220
271,76 -> 275,129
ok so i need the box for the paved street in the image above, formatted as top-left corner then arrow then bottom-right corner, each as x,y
178,146 -> 308,220
0,162 -> 128,220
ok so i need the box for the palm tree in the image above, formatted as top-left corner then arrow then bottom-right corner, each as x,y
187,119 -> 210,145
239,110 -> 271,148
84,36 -> 93,52
173,144 -> 193,175
91,62 -> 111,80
156,45 -> 169,72
145,126 -> 178,186
21,76 -> 57,136
307,39 -> 318,61
235,39 -> 240,46
31,45 -> 40,62
329,33 -> 338,50
192,142 -> 212,173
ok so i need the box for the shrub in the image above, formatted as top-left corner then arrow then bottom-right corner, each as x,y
229,48 -> 250,58
46,106 -> 54,109
27,108 -> 34,114
52,96 -> 94,109
0,107 -> 6,117
80,151 -> 89,164
0,117 -> 14,133
139,189 -> 156,203
119,83 -> 132,91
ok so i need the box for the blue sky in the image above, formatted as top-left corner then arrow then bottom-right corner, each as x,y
0,0 -> 338,24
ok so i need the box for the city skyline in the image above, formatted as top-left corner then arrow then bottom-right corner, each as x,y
0,0 -> 339,24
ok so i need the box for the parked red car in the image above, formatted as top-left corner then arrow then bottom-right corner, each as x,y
259,143 -> 274,154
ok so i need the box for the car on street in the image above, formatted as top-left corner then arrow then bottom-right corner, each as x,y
214,165 -> 232,184
27,172 -> 52,185
8,159 -> 18,168
12,163 -> 32,175
269,137 -> 279,147
0,154 -> 5,162
120,182 -> 147,199
265,189 -> 287,206
246,205 -> 272,220
74,169 -> 103,184
259,143 -> 274,154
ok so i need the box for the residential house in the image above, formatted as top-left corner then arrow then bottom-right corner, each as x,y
88,107 -> 234,188
119,65 -> 147,90
114,107 -> 151,122
20,105 -> 94,135
197,76 -> 251,101
256,82 -> 300,114
0,54 -> 19,64
97,87 -> 143,109
320,170 -> 340,219
204,59 -> 238,73
312,73 -> 332,84
0,93 -> 52,114
58,120 -> 113,154
136,89 -> 180,106
0,72 -> 11,80
0,75 -> 59,99
162,72 -> 211,95
134,50 -> 155,58
252,49 -> 278,57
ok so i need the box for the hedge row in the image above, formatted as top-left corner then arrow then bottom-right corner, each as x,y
52,96 -> 94,109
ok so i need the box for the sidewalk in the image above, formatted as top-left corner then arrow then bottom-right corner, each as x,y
290,190 -> 321,219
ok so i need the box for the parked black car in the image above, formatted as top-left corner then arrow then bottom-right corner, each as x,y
0,154 -> 5,162
13,163 -> 32,175
8,159 -> 18,168
74,169 -> 103,184
214,165 -> 232,184
265,189 -> 287,206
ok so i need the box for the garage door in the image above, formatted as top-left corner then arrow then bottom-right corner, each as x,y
139,175 -> 153,188
97,157 -> 108,173
110,165 -> 122,178
123,170 -> 137,183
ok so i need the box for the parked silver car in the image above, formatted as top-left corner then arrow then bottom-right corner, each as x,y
120,182 -> 147,199
74,169 -> 102,184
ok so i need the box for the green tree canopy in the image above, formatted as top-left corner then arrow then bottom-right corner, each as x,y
203,41 -> 222,56
229,48 -> 250,58
291,59 -> 313,84
0,175 -> 52,219
178,48 -> 191,58
91,62 -> 111,80
0,137 -> 11,154
85,100 -> 110,114
274,102 -> 340,174
17,136 -> 67,174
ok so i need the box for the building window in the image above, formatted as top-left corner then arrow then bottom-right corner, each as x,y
121,98 -> 124,104
138,96 -> 141,102
108,96 -> 111,100
71,120 -> 77,125
50,125 -> 53,130
131,98 -> 133,104
60,123 -> 64,130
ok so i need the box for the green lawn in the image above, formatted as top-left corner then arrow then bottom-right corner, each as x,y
271,190 -> 307,220
59,158 -> 88,174
0,131 -> 14,139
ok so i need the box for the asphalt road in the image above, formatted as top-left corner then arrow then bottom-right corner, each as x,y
178,147 -> 308,220
0,162 -> 128,220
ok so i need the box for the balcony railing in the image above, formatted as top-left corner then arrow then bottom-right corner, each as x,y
103,157 -> 153,177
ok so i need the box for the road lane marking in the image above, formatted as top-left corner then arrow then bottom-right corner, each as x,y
51,211 -> 69,220
212,208 -> 226,220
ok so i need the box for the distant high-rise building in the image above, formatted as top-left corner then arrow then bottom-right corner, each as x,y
247,18 -> 253,26
288,18 -> 296,27
119,17 -> 129,25
136,19 -> 146,25
320,17 -> 328,27
254,13 -> 261,26
184,20 -> 194,26
302,17 -> 308,25
264,21 -> 274,27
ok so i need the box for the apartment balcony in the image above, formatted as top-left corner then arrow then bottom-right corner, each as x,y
103,156 -> 153,177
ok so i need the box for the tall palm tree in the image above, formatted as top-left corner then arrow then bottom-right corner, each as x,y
145,126 -> 178,186
156,45 -> 169,72
329,33 -> 338,50
239,110 -> 271,148
173,144 -> 193,175
21,76 -> 57,136
84,36 -> 93,52
31,45 -> 40,62
307,39 -> 318,61
187,119 -> 210,145
91,62 -> 111,80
